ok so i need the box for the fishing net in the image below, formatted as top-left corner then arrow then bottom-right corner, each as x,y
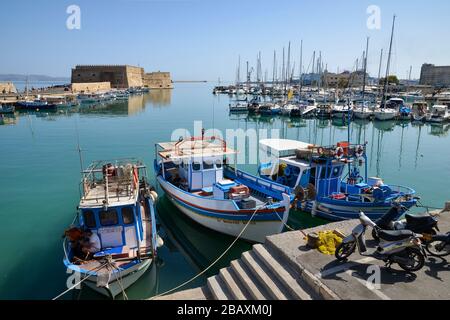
314,231 -> 344,255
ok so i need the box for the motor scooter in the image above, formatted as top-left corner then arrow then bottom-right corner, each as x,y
335,211 -> 427,272
372,203 -> 439,241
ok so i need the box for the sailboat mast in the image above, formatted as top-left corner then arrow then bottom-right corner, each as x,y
382,15 -> 396,108
362,37 -> 370,104
299,40 -> 303,96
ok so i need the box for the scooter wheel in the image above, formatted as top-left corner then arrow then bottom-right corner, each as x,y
426,240 -> 450,257
335,242 -> 356,261
397,248 -> 425,272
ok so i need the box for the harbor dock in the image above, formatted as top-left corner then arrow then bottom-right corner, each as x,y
156,204 -> 450,300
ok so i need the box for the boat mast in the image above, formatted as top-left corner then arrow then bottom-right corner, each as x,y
299,39 -> 303,98
272,50 -> 276,87
382,15 -> 396,108
377,48 -> 383,97
362,37 -> 370,108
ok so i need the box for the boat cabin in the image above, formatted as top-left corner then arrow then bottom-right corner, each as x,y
259,139 -> 377,200
155,137 -> 241,193
77,160 -> 153,260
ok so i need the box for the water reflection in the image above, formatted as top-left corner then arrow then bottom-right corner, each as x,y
0,115 -> 17,126
146,89 -> 172,107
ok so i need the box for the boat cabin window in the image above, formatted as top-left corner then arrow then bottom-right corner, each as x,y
203,161 -> 214,170
215,160 -> 222,168
192,162 -> 201,171
121,207 -> 135,225
99,209 -> 119,226
83,210 -> 96,228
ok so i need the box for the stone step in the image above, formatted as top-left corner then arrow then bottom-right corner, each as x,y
241,251 -> 289,300
219,267 -> 249,300
230,259 -> 271,300
207,275 -> 232,300
253,244 -> 315,300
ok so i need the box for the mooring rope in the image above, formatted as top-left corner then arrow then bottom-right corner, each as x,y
52,261 -> 110,300
149,202 -> 269,300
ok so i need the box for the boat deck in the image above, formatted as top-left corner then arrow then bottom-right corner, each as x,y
81,180 -> 138,206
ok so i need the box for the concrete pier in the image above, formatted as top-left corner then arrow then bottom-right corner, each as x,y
155,206 -> 450,300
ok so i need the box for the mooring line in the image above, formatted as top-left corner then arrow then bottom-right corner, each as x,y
149,202 -> 269,300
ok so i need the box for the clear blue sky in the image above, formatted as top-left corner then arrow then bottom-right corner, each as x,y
1,0 -> 449,81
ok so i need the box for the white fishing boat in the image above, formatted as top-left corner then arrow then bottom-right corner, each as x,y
154,135 -> 291,243
426,105 -> 450,123
63,159 -> 162,298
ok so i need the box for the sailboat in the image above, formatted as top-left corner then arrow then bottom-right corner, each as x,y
375,15 -> 398,122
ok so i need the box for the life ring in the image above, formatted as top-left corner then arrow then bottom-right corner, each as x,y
355,145 -> 364,158
334,146 -> 344,159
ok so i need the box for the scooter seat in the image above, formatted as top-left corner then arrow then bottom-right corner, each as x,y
378,229 -> 414,241
405,212 -> 432,223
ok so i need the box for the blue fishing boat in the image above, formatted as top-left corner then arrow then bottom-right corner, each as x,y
258,139 -> 418,221
15,99 -> 57,111
154,134 -> 291,243
63,159 -> 161,298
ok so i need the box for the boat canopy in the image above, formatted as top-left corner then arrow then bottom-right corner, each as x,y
157,137 -> 237,161
259,139 -> 313,153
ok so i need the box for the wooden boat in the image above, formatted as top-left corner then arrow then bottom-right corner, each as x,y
63,159 -> 161,298
154,135 -> 291,243
258,139 -> 418,221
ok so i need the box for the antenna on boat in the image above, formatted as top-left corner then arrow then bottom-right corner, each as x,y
75,115 -> 84,172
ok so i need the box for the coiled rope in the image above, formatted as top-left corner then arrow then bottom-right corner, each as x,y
149,202 -> 269,300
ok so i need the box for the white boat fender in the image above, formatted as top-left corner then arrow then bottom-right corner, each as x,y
157,235 -> 164,248
149,190 -> 158,203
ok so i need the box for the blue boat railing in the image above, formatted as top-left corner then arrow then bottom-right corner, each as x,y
225,166 -> 292,201
148,197 -> 158,257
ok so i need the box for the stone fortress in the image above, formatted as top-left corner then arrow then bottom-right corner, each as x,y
71,65 -> 173,90
420,64 -> 450,88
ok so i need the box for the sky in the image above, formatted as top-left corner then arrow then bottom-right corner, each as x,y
0,0 -> 449,81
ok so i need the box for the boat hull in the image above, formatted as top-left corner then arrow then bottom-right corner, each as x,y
157,176 -> 289,243
81,259 -> 152,298
374,111 -> 397,121
302,198 -> 415,221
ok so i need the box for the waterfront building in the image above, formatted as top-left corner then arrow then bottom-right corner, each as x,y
420,64 -> 450,88
0,82 -> 17,94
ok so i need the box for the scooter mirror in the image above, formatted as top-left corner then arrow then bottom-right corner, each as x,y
359,211 -> 377,227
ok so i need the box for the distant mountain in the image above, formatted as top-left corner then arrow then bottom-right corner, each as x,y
0,74 -> 70,82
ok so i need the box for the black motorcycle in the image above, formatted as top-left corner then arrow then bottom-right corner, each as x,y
372,204 -> 439,241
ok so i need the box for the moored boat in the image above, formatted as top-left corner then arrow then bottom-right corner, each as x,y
258,139 -> 418,221
154,135 -> 291,243
63,159 -> 161,298
15,99 -> 57,111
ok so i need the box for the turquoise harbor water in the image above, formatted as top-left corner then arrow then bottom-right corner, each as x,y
0,83 -> 449,299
